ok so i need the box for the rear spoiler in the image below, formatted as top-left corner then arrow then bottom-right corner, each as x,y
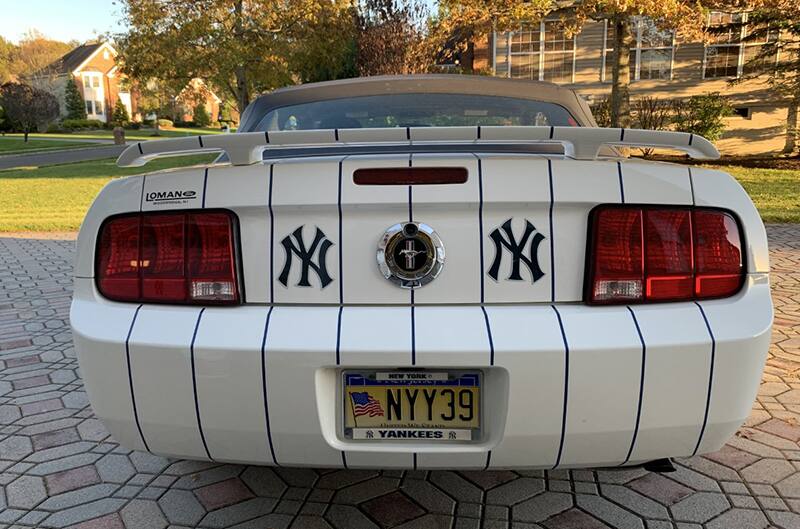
116,126 -> 719,167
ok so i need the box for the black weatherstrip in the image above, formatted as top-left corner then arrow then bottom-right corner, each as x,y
620,128 -> 626,142
617,161 -> 626,204
693,302 -> 716,456
268,164 -> 275,304
198,135 -> 204,148
688,133 -> 694,146
261,307 -> 279,465
125,304 -> 149,452
190,308 -> 213,460
551,305 -> 569,469
622,306 -> 646,465
548,160 -> 555,302
201,168 -> 209,208
137,142 -> 143,155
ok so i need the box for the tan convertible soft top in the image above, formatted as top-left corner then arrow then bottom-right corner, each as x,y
238,75 -> 599,132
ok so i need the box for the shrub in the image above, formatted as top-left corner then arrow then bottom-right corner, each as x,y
672,93 -> 733,142
173,120 -> 196,128
157,118 -> 174,128
61,118 -> 105,130
142,118 -> 155,127
123,122 -> 141,130
591,96 -> 612,128
112,100 -> 130,126
192,103 -> 211,127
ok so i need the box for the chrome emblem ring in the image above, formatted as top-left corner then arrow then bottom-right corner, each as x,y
377,222 -> 445,289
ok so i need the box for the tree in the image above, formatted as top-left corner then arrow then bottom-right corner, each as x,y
0,36 -> 15,84
568,1 -> 707,128
9,30 -> 71,78
712,0 -> 800,153
112,99 -> 130,126
192,103 -> 211,127
435,0 -> 554,71
116,0 -> 358,115
355,0 -> 433,76
64,77 -> 87,120
0,82 -> 59,141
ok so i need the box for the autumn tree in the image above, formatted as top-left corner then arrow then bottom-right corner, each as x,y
567,1 -> 707,128
0,82 -> 59,141
116,0 -> 358,115
64,77 -> 87,120
435,0 -> 554,71
9,30 -> 72,78
711,0 -> 800,153
0,36 -> 14,84
355,0 -> 433,75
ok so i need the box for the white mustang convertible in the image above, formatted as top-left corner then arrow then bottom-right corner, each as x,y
71,75 -> 772,470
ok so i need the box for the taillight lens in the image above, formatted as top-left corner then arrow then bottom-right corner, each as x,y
97,211 -> 239,305
587,206 -> 743,304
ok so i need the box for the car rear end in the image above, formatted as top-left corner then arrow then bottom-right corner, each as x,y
70,77 -> 771,469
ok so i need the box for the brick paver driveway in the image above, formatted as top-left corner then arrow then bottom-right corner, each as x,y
0,225 -> 799,529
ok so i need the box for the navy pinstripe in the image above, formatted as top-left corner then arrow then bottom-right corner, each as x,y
190,308 -> 213,460
124,304 -> 149,452
551,305 -> 569,469
622,306 -> 646,465
548,159 -> 555,302
261,307 -> 279,465
693,302 -> 716,456
201,168 -> 209,208
268,164 -> 275,303
617,161 -> 626,203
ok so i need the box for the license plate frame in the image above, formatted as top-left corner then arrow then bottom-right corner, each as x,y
341,370 -> 482,442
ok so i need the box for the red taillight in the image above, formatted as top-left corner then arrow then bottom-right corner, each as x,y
587,206 -> 743,305
97,211 -> 239,305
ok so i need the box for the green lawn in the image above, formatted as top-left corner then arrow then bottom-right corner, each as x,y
0,160 -> 795,232
0,154 -> 217,232
7,127 -> 231,142
0,137 -> 91,155
705,165 -> 800,224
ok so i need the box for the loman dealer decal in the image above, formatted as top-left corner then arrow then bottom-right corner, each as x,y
145,190 -> 198,206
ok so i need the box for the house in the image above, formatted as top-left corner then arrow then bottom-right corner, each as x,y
29,42 -> 228,126
28,41 -> 132,123
471,11 -> 790,155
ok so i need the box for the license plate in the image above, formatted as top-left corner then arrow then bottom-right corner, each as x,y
343,371 -> 481,441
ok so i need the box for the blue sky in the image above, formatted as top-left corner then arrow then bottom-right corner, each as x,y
0,0 -> 125,43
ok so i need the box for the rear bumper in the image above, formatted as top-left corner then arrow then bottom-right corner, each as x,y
70,275 -> 772,469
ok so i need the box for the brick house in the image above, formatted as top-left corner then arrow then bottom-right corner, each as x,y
30,42 -> 226,125
28,41 -> 132,123
470,11 -> 789,155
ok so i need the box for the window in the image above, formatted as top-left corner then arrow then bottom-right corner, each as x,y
602,17 -> 674,82
704,12 -> 779,79
85,101 -> 93,114
499,21 -> 576,83
94,101 -> 104,115
256,93 -> 580,131
92,76 -> 100,88
83,77 -> 91,89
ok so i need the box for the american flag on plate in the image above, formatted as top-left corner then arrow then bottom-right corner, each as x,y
350,391 -> 384,417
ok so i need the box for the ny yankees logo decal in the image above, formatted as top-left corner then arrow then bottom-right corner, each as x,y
488,219 -> 546,283
279,226 -> 333,288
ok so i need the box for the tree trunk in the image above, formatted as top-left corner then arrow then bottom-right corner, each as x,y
784,95 -> 799,155
610,16 -> 633,128
23,129 -> 29,142
233,0 -> 250,115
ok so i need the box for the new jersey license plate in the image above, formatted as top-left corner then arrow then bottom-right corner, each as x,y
343,371 -> 481,441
